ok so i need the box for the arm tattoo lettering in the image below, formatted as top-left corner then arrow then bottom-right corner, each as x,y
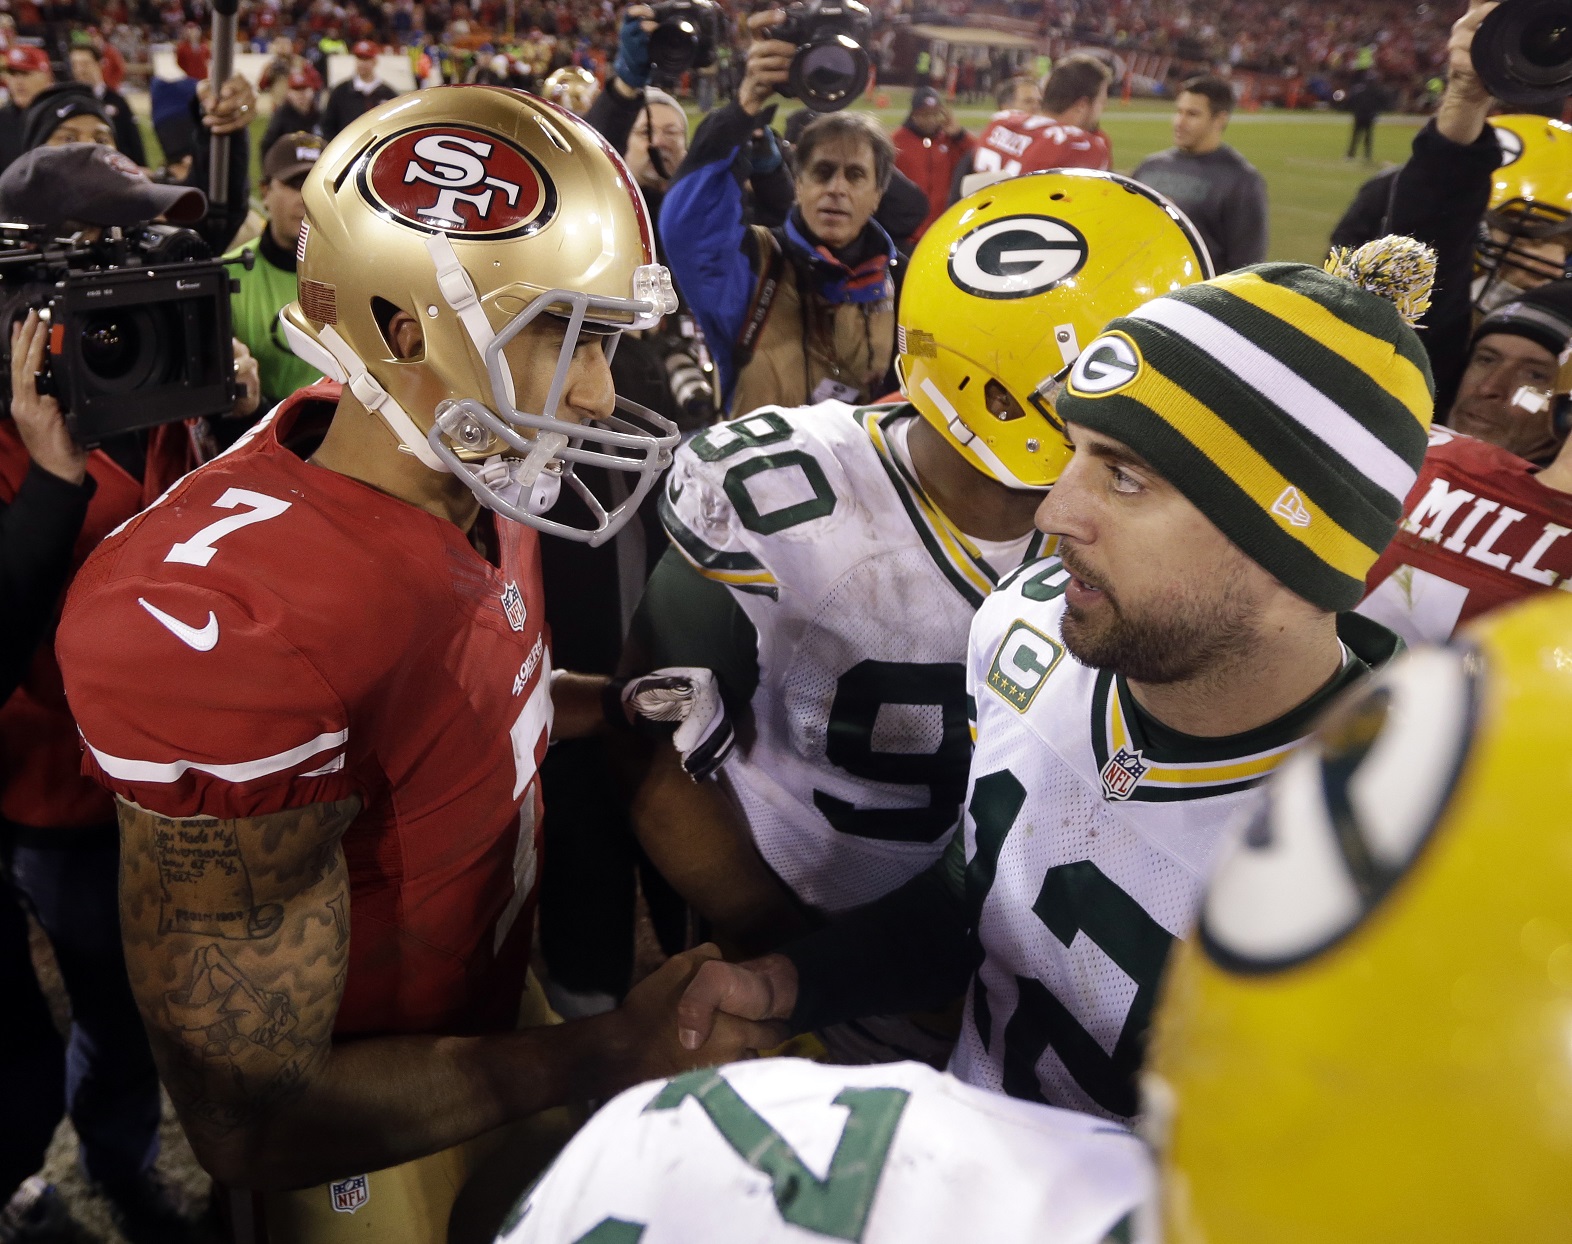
153,817 -> 284,939
118,796 -> 360,1144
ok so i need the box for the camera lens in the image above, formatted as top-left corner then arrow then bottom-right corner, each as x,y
77,306 -> 166,392
792,34 -> 869,111
649,18 -> 700,72
1522,10 -> 1572,67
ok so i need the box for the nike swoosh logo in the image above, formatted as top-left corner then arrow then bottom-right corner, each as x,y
137,597 -> 219,651
56,104 -> 73,117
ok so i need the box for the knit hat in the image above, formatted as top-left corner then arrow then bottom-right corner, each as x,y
22,82 -> 108,150
1055,236 -> 1438,611
1470,278 -> 1572,364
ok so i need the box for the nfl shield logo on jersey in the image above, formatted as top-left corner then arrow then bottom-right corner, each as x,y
1100,747 -> 1149,801
500,581 -> 527,632
329,1174 -> 369,1214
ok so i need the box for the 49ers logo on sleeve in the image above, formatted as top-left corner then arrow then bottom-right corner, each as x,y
361,125 -> 557,238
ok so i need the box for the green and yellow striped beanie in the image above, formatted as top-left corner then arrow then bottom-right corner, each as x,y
1055,237 -> 1438,611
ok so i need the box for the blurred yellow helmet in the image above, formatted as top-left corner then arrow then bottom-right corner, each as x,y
896,169 -> 1212,490
1478,114 -> 1572,302
1146,592 -> 1572,1242
543,65 -> 599,115
280,85 -> 677,545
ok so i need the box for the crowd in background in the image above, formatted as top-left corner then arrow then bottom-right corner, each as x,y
0,0 -> 1465,114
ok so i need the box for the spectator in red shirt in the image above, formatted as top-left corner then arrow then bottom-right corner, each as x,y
892,86 -> 975,240
174,21 -> 208,79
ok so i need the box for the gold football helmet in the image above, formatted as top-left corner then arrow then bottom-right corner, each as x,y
281,86 -> 677,545
543,65 -> 599,116
896,169 -> 1212,490
1146,592 -> 1572,1241
1477,114 -> 1572,307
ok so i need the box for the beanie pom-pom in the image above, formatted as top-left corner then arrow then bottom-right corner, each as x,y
1324,235 -> 1437,329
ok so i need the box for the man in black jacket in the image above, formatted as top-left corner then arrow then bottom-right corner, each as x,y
321,40 -> 396,141
1386,0 -> 1514,418
68,43 -> 143,166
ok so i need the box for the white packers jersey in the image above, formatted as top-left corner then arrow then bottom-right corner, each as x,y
659,402 -> 1049,912
495,1058 -> 1152,1244
951,560 -> 1379,1120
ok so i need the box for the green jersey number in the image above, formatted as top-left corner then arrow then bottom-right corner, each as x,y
646,1068 -> 909,1242
815,659 -> 971,843
966,770 -> 1175,1118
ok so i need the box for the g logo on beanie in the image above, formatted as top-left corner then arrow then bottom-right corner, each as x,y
1067,331 -> 1142,397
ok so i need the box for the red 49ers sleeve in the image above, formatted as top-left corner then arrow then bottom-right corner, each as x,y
58,575 -> 356,819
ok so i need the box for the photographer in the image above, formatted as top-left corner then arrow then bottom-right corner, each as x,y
0,146 -> 216,1243
1385,0 -> 1569,421
660,9 -> 898,416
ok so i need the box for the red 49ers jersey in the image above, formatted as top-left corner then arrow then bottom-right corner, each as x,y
56,384 -> 551,1038
973,111 -> 1112,180
1359,427 -> 1572,644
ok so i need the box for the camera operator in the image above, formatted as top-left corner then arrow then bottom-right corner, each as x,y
1386,0 -> 1569,421
0,145 -> 217,1244
660,8 -> 898,417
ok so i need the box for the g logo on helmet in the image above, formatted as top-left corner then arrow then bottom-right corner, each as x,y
1200,647 -> 1476,974
361,124 -> 558,239
1491,122 -> 1524,167
946,215 -> 1088,300
1066,331 -> 1142,397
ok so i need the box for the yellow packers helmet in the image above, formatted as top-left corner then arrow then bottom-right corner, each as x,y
281,85 -> 677,546
543,65 -> 599,115
1477,114 -> 1572,306
897,169 -> 1212,490
1145,592 -> 1572,1242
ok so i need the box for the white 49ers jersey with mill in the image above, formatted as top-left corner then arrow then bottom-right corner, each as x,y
952,560 -> 1384,1119
659,402 -> 1048,912
496,1058 -> 1152,1244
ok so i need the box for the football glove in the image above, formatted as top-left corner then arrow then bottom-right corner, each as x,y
613,668 -> 735,781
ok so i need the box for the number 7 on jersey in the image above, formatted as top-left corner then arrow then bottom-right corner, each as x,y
166,488 -> 293,568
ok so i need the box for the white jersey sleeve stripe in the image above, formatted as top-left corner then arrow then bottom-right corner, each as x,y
82,729 -> 349,785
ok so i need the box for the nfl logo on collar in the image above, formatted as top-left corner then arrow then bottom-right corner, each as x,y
1101,746 -> 1149,801
329,1173 -> 369,1214
500,581 -> 527,632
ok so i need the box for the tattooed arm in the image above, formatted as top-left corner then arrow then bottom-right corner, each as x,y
118,797 -> 786,1190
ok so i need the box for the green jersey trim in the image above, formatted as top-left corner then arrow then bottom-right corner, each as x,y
855,406 -> 1046,609
657,486 -> 780,600
1086,618 -> 1392,804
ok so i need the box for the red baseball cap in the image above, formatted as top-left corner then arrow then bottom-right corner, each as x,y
352,39 -> 378,59
4,45 -> 50,74
287,65 -> 321,90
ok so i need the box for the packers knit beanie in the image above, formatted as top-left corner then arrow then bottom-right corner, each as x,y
1055,236 -> 1438,611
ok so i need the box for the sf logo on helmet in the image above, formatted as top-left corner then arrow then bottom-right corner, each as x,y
363,125 -> 558,238
1067,332 -> 1142,396
947,215 -> 1088,301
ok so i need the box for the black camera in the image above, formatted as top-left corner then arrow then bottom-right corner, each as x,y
659,323 -> 717,430
774,0 -> 873,113
1473,0 -> 1572,106
648,0 -> 720,75
0,222 -> 239,446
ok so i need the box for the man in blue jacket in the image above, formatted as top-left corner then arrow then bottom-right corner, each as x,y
660,9 -> 898,417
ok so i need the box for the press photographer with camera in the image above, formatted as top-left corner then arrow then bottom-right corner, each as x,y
1386,0 -> 1572,420
660,3 -> 897,417
0,144 -> 225,1243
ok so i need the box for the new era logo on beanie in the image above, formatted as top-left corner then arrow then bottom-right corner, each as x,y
1057,236 -> 1438,612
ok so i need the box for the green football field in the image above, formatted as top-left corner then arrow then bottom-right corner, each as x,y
146,86 -> 1421,267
